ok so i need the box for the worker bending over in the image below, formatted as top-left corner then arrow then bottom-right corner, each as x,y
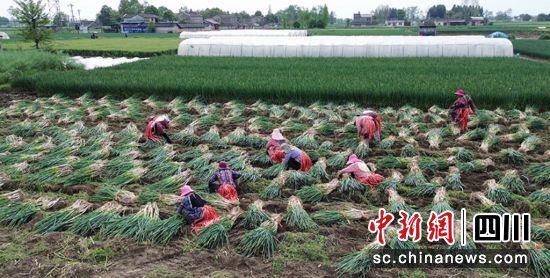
281,143 -> 312,172
450,90 -> 477,133
208,161 -> 241,201
144,114 -> 172,143
176,185 -> 219,233
266,128 -> 287,163
355,110 -> 382,145
337,154 -> 384,190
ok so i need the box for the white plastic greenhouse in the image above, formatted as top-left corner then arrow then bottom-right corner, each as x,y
179,29 -> 307,39
177,36 -> 514,58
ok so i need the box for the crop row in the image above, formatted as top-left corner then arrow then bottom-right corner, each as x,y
12,56 -> 550,109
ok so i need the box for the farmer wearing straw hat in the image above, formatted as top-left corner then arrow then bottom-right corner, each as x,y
176,185 -> 219,233
450,90 -> 477,133
280,143 -> 313,172
266,128 -> 287,163
144,114 -> 173,143
208,161 -> 241,201
337,154 -> 384,190
355,109 -> 382,145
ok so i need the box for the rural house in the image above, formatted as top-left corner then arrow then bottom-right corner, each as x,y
79,20 -> 101,33
155,22 -> 183,33
385,19 -> 409,27
351,12 -> 374,27
214,14 -> 240,29
469,17 -> 486,26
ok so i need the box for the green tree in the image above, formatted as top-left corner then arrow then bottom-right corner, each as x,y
158,6 -> 176,21
96,5 -> 115,26
0,16 -> 10,25
10,0 -> 51,49
427,5 -> 447,19
200,8 -> 225,19
293,21 -> 300,28
254,10 -> 263,17
52,12 -> 68,27
147,21 -> 155,32
320,5 -> 329,28
143,5 -> 159,15
345,18 -> 351,28
119,0 -> 143,16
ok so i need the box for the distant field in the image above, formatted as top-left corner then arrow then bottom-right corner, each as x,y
2,31 -> 179,56
12,56 -> 550,109
513,39 -> 550,59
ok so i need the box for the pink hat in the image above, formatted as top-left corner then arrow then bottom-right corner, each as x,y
219,161 -> 228,169
180,185 -> 194,196
454,90 -> 465,96
346,154 -> 362,165
271,129 -> 285,141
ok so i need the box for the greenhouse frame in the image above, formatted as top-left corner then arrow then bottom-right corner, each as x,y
179,29 -> 308,39
178,36 -> 514,58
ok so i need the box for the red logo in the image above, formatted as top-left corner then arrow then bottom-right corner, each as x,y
397,211 -> 423,242
368,208 -> 395,245
427,211 -> 455,245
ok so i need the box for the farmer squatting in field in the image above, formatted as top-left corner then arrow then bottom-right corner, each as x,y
208,161 -> 241,201
337,154 -> 385,190
176,185 -> 219,233
266,128 -> 287,163
144,114 -> 173,143
450,89 -> 478,133
355,110 -> 383,146
280,143 -> 313,172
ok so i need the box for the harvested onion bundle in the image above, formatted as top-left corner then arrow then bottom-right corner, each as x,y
284,170 -> 315,190
526,163 -> 550,186
69,201 -> 124,236
519,135 -> 541,153
309,157 -> 329,181
499,170 -> 525,194
444,166 -> 463,191
242,200 -> 272,229
90,185 -> 137,205
409,177 -> 443,197
284,196 -> 318,231
431,187 -> 453,214
238,214 -> 281,259
471,192 -> 508,214
529,188 -> 550,203
292,128 -> 318,149
312,208 -> 370,226
195,207 -> 242,249
35,199 -> 93,234
339,173 -> 366,195
522,242 -> 550,278
404,158 -> 427,187
386,188 -> 412,214
355,141 -> 370,159
260,172 -> 288,200
297,179 -> 340,204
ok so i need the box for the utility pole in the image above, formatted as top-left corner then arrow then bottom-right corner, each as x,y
77,9 -> 81,23
68,3 -> 75,24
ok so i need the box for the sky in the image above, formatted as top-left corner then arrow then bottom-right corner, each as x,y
0,0 -> 548,20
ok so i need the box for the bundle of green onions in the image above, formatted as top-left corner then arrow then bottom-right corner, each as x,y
355,141 -> 370,159
238,214 -> 281,259
483,179 -> 512,204
409,177 -> 444,197
312,208 -> 370,226
431,187 -> 453,214
521,242 -> 549,278
404,158 -> 428,187
224,127 -> 248,146
500,148 -> 526,165
531,224 -> 550,243
457,128 -> 487,141
249,152 -> 271,167
377,170 -> 403,192
526,163 -> 550,186
418,157 -> 448,174
400,144 -> 418,157
242,200 -> 272,229
195,207 -> 242,249
149,170 -> 191,194
292,128 -> 318,149
502,128 -> 530,143
284,196 -> 318,231
203,193 -> 239,210
62,160 -> 106,186
499,170 -> 525,194
284,170 -> 316,190
457,158 -> 495,174
240,166 -> 262,184
1,189 -> 25,202
529,188 -> 550,203
526,116 -> 547,131
0,199 -> 40,227
35,199 -> 93,234
69,201 -> 124,236
471,192 -> 508,214
479,134 -> 501,153
297,179 -> 340,204
426,128 -> 443,149
448,147 -> 474,162
247,116 -> 274,133
100,202 -> 169,243
336,241 -> 383,277
308,157 -> 330,181
386,188 -> 412,214
338,174 -> 366,195
379,135 -> 396,150
327,150 -> 352,169
186,153 -> 213,171
107,167 -> 147,187
260,172 -> 287,200
172,122 -> 199,146
519,135 -> 541,153
90,185 -> 137,205
444,166 -> 463,191
201,126 -> 226,148
376,155 -> 408,170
